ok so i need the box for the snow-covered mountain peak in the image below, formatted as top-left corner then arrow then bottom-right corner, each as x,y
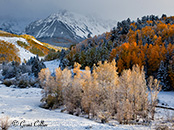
48,10 -> 73,18
25,10 -> 116,46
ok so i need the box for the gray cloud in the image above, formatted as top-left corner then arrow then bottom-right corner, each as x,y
1,0 -> 174,21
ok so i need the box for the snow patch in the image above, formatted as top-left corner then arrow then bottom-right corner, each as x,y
31,38 -> 43,46
158,92 -> 174,108
51,27 -> 56,38
44,60 -> 60,73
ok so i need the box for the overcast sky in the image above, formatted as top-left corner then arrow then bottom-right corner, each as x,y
1,0 -> 174,21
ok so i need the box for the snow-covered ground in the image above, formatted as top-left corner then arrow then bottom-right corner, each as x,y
44,60 -> 60,73
158,92 -> 174,108
0,83 -> 173,130
0,61 -> 173,130
0,84 -> 153,130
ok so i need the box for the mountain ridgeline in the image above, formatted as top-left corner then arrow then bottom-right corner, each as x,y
25,10 -> 115,47
59,14 -> 174,90
0,18 -> 31,34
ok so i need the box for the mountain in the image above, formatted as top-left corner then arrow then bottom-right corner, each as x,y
0,31 -> 62,63
25,10 -> 116,47
0,18 -> 30,34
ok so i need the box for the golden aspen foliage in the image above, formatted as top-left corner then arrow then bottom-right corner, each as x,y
141,26 -> 155,39
109,48 -> 117,61
0,40 -> 20,63
147,44 -> 161,74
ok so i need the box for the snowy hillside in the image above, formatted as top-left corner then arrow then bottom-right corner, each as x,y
25,10 -> 116,46
0,36 -> 36,63
0,30 -> 67,63
0,34 -> 56,63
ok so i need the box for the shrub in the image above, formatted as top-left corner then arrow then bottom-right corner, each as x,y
29,47 -> 45,56
63,63 -> 82,114
2,57 -> 44,88
148,76 -> 162,120
17,75 -> 30,88
19,64 -> 31,74
44,51 -> 61,61
16,73 -> 39,88
3,73 -> 38,88
2,61 -> 31,79
0,116 -> 11,130
117,65 -> 149,124
39,67 -> 72,109
17,41 -> 28,48
98,111 -> 111,123
3,79 -> 13,87
2,62 -> 20,79
45,95 -> 57,109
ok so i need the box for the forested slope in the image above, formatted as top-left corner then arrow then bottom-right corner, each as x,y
61,14 -> 174,90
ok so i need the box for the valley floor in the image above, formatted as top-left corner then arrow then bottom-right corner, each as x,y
0,83 -> 173,130
0,84 -> 147,130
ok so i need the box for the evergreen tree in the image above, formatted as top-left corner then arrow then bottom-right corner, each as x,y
87,33 -> 92,38
30,56 -> 46,77
157,60 -> 168,90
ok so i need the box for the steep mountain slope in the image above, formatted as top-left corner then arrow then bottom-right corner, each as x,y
25,10 -> 116,47
0,31 -> 61,63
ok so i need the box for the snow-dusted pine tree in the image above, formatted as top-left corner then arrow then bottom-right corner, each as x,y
157,60 -> 168,90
